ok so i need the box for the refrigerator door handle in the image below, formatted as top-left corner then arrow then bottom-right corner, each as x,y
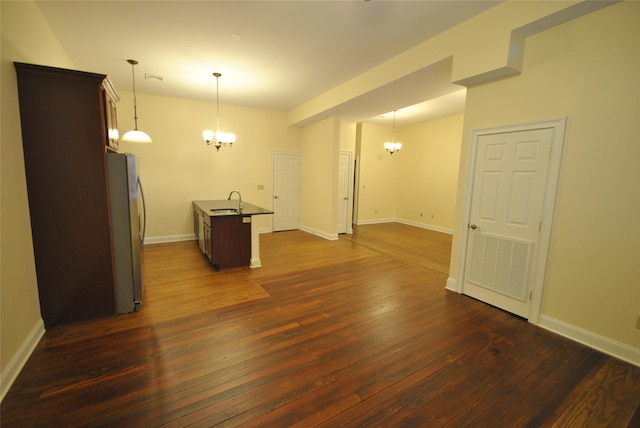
137,176 -> 147,244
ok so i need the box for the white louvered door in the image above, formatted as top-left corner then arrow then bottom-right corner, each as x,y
463,128 -> 553,318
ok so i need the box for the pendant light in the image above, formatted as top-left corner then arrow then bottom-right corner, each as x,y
383,110 -> 402,155
203,72 -> 236,151
121,59 -> 152,143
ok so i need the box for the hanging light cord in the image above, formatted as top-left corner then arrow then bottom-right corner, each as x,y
392,110 -> 397,142
128,59 -> 140,130
214,72 -> 222,134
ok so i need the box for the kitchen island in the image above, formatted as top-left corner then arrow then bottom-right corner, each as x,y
193,200 -> 273,269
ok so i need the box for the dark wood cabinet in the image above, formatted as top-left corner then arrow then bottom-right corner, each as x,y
14,63 -> 117,328
192,201 -> 266,270
200,214 -> 251,269
203,220 -> 213,262
213,216 -> 251,269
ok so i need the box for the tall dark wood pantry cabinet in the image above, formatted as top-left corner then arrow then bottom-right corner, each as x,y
14,63 -> 118,328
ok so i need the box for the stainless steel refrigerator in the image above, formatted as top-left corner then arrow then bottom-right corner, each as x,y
107,152 -> 145,314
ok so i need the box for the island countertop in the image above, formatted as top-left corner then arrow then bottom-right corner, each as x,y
193,200 -> 274,216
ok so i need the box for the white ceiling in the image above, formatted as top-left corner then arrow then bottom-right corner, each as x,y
35,0 -> 501,126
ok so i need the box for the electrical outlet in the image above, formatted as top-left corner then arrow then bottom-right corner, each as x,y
257,184 -> 264,190
636,316 -> 640,330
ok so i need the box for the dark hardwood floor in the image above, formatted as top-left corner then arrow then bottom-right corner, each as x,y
2,223 -> 639,427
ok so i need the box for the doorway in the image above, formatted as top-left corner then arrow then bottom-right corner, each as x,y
338,151 -> 353,234
272,152 -> 300,232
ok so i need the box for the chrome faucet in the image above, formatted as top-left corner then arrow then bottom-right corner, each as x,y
227,190 -> 243,210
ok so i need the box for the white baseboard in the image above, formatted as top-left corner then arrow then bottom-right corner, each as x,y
537,314 -> 640,367
396,218 -> 453,235
144,234 -> 195,244
144,228 -> 273,246
354,218 -> 395,225
1,318 -> 45,402
444,282 -> 638,366
355,218 -> 453,235
142,220 -> 447,243
445,277 -> 459,293
299,224 -> 338,241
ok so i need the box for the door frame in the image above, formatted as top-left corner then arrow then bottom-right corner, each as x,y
338,151 -> 354,234
352,155 -> 360,226
454,118 -> 567,324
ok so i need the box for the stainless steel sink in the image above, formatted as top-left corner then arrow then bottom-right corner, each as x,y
210,208 -> 239,215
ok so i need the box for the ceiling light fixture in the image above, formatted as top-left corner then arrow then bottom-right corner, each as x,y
203,72 -> 236,151
384,110 -> 402,155
121,59 -> 152,144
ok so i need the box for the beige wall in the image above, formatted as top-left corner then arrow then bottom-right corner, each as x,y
339,120 -> 357,153
356,123 -> 399,223
299,117 -> 340,238
356,115 -> 463,230
117,92 -> 301,240
0,0 -> 75,384
450,1 -> 640,349
396,114 -> 463,232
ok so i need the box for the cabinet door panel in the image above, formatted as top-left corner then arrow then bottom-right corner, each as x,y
211,216 -> 251,269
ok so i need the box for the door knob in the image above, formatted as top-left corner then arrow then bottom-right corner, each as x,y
469,223 -> 479,230
274,195 -> 279,199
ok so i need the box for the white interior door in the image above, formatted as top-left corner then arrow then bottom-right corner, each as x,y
337,152 -> 352,234
272,152 -> 300,232
463,127 -> 555,319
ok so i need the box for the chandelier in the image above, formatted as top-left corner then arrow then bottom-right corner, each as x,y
203,72 -> 236,151
383,110 -> 402,155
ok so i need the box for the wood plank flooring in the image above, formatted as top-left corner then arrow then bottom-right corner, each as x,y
2,223 -> 639,427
